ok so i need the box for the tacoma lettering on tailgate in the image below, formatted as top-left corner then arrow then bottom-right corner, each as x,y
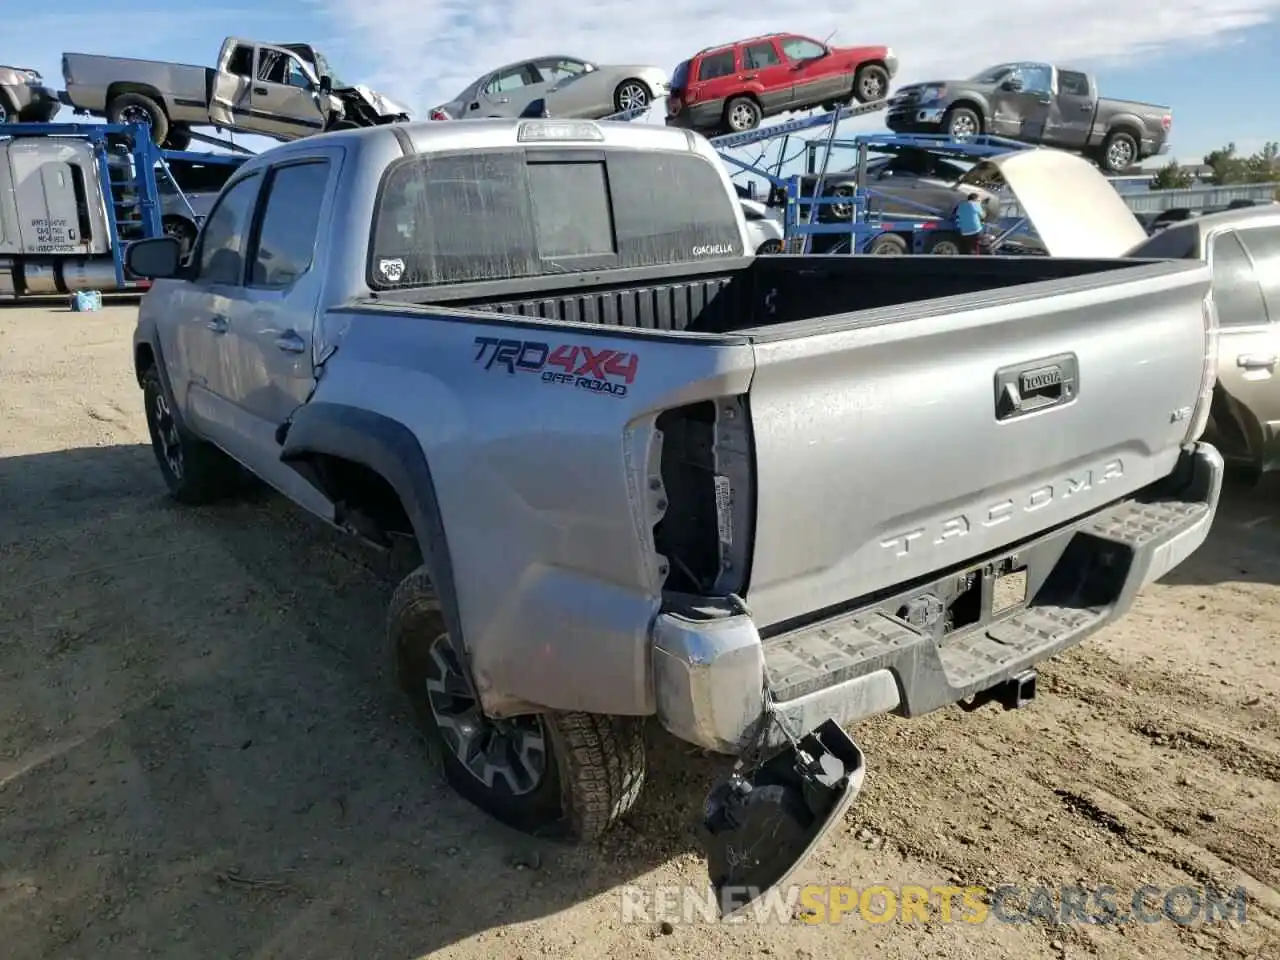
472,336 -> 639,398
880,459 -> 1124,558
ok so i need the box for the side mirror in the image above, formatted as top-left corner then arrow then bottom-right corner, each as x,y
1000,77 -> 1023,92
125,236 -> 183,279
318,75 -> 332,94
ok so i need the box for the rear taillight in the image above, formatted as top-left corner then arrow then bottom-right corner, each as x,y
652,397 -> 754,597
429,109 -> 448,121
1161,113 -> 1172,131
1186,291 -> 1220,444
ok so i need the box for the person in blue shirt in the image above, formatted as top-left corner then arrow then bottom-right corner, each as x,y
955,193 -> 986,254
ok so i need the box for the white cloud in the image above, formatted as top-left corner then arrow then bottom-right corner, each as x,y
321,0 -> 1280,117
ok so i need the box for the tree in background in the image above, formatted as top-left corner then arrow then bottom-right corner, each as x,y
1201,141 -> 1279,185
1150,159 -> 1193,190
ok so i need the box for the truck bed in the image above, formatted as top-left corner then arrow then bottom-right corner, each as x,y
373,253 -> 1154,336
365,252 -> 1211,633
62,53 -> 213,114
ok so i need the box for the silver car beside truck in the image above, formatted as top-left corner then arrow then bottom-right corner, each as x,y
430,56 -> 669,120
121,117 -> 1222,908
1129,205 -> 1280,477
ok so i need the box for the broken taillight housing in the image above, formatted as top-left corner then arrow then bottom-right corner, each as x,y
429,109 -> 449,121
652,397 -> 755,597
1186,291 -> 1220,444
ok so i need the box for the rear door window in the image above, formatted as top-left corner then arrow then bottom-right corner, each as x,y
369,149 -> 742,288
697,50 -> 736,81
1209,230 -> 1268,327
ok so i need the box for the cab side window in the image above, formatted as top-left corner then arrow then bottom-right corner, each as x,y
1209,230 -> 1268,327
196,174 -> 260,285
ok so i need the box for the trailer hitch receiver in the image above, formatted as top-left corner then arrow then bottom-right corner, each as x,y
700,718 -> 866,918
958,669 -> 1038,712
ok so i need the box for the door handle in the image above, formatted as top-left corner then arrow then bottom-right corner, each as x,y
1237,354 -> 1276,370
742,74 -> 758,80
496,97 -> 509,104
275,331 -> 306,354
253,86 -> 268,95
207,314 -> 228,333
1079,102 -> 1093,111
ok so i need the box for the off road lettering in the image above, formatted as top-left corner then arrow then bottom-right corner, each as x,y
472,335 -> 639,398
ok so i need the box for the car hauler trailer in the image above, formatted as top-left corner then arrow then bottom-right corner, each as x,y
0,121 -> 226,300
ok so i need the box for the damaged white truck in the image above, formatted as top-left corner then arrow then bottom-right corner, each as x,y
123,117 -> 1224,911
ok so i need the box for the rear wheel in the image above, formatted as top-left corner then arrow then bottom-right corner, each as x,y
0,93 -> 15,125
107,92 -> 169,145
1100,130 -> 1138,172
927,232 -> 962,255
755,239 -> 783,255
724,96 -> 762,133
867,233 -> 909,256
390,567 -> 646,841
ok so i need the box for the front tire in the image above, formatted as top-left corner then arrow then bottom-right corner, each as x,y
943,105 -> 982,138
853,64 -> 890,103
140,366 -> 244,504
389,567 -> 646,841
613,79 -> 651,114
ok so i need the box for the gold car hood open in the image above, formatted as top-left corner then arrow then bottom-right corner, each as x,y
962,149 -> 1148,258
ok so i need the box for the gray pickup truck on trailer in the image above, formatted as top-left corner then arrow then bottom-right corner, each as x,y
887,61 -> 1171,172
61,37 -> 410,150
124,117 -> 1223,908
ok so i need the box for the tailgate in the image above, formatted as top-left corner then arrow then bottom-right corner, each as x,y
742,261 -> 1212,629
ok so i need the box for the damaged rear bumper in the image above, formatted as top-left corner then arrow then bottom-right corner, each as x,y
653,442 -> 1223,754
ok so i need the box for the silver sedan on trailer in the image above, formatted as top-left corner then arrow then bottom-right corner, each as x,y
429,56 -> 669,121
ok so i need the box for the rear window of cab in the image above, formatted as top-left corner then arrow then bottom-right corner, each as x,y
368,148 -> 743,288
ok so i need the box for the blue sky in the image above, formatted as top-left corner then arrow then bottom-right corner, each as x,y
10,1 -> 1280,166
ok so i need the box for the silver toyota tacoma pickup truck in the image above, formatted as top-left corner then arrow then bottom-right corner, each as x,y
123,117 -> 1224,909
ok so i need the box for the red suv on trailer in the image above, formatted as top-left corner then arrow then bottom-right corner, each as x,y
666,34 -> 896,136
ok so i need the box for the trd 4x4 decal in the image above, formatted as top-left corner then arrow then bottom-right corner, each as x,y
472,336 -> 639,398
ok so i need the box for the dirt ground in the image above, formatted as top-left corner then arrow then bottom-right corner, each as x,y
1,303 -> 1278,960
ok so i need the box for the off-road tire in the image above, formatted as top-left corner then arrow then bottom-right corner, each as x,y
140,366 -> 244,504
389,566 -> 646,841
107,92 -> 170,145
